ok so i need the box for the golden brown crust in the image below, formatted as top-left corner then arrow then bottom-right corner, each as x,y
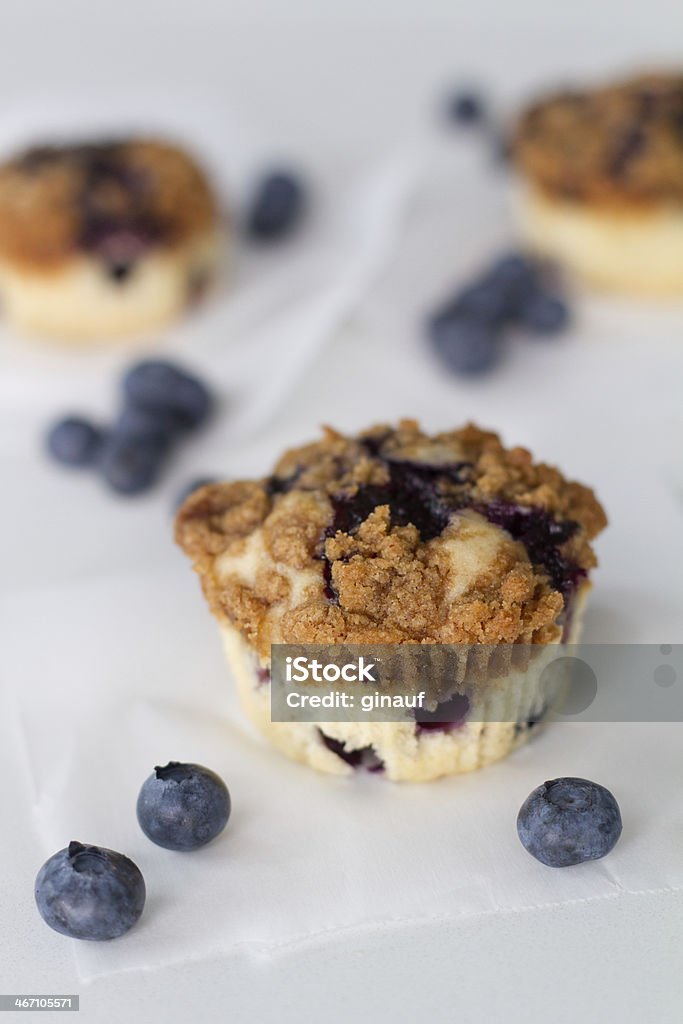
175,421 -> 607,657
0,138 -> 217,269
512,72 -> 683,207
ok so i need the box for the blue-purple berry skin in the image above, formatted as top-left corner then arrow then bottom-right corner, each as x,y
246,171 -> 306,241
488,252 -> 535,286
46,417 -> 104,467
520,293 -> 570,335
485,253 -> 538,316
35,842 -> 145,940
517,777 -> 622,867
99,433 -> 168,495
430,315 -> 501,375
122,360 -> 212,430
453,282 -> 512,324
447,90 -> 485,124
116,404 -> 183,444
137,762 -> 231,851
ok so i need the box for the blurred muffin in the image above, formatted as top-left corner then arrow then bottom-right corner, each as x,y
511,72 -> 683,295
0,138 -> 223,340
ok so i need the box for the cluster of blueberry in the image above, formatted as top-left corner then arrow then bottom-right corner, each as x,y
427,252 -> 570,375
246,170 -> 307,241
46,360 -> 213,497
35,761 -> 230,941
34,771 -> 621,943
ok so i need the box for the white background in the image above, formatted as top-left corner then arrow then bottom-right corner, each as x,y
1,1 -> 683,1021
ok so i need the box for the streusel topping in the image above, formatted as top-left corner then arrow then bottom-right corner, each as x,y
0,138 -> 217,269
176,422 -> 607,658
513,72 -> 683,206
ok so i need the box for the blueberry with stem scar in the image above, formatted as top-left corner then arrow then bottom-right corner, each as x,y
517,777 -> 622,867
35,842 -> 145,940
137,761 -> 231,851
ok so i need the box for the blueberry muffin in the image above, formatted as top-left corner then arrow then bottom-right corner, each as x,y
0,138 -> 223,340
176,421 -> 606,782
512,72 -> 683,294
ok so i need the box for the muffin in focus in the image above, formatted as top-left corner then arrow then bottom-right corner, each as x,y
0,138 -> 223,340
511,72 -> 683,295
176,421 -> 607,783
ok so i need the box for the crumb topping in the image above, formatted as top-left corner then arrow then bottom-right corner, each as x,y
0,138 -> 218,269
176,421 -> 607,657
513,72 -> 683,205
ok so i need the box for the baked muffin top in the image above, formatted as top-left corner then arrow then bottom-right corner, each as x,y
0,138 -> 217,269
176,421 -> 606,658
512,71 -> 683,206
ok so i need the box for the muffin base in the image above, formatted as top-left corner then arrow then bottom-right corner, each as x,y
513,183 -> 683,296
219,583 -> 590,783
0,228 -> 223,341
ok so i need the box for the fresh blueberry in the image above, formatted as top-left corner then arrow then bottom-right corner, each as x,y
99,433 -> 169,495
46,417 -> 104,468
174,476 -> 217,511
136,761 -> 231,851
116,404 -> 183,444
519,292 -> 570,335
122,360 -> 212,430
446,89 -> 485,124
246,171 -> 306,241
517,777 -> 622,867
35,841 -> 145,940
430,315 -> 501,375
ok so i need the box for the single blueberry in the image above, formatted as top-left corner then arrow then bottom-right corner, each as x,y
136,761 -> 231,851
520,292 -> 570,335
517,777 -> 622,867
246,171 -> 306,241
173,476 -> 217,511
446,90 -> 485,124
430,315 -> 501,375
99,433 -> 168,495
122,360 -> 212,430
46,417 -> 104,468
35,841 -> 145,940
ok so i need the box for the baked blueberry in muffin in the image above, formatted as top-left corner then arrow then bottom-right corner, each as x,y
512,71 -> 683,294
0,138 -> 223,340
176,422 -> 606,782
